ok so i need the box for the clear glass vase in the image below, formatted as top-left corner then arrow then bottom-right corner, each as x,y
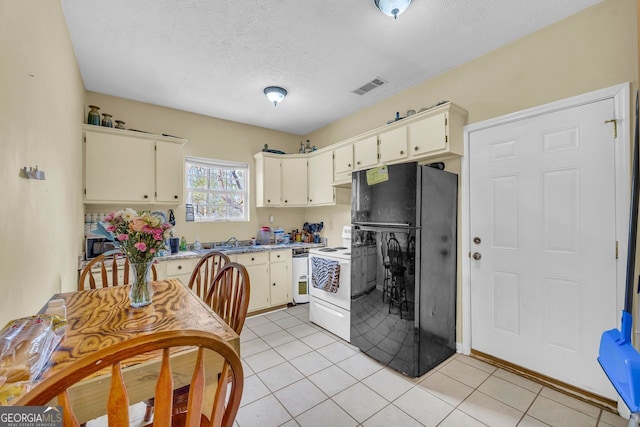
128,261 -> 154,308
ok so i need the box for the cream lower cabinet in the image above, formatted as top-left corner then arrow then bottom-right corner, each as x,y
83,125 -> 186,204
269,250 -> 292,306
234,252 -> 270,312
156,258 -> 198,287
234,250 -> 292,313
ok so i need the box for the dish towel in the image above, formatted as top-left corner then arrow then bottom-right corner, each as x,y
311,257 -> 341,293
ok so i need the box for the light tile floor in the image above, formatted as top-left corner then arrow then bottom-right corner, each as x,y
89,303 -> 629,427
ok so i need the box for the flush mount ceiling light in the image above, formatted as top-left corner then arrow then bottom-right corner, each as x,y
374,0 -> 412,19
264,86 -> 287,106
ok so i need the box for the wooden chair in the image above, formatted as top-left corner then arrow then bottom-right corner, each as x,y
144,262 -> 250,421
15,330 -> 244,427
78,253 -> 158,291
188,251 -> 230,299
203,262 -> 251,335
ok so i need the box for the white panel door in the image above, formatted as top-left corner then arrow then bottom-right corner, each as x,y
469,98 -> 618,399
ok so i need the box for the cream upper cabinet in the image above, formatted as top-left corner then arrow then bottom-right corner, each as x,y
407,104 -> 466,158
308,151 -> 335,206
407,112 -> 448,157
254,154 -> 282,207
378,126 -> 408,164
84,126 -> 185,204
281,157 -> 307,206
353,135 -> 378,170
156,141 -> 184,203
333,144 -> 353,183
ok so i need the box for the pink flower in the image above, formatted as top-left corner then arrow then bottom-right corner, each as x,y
117,234 -> 129,241
149,248 -> 156,254
106,225 -> 116,232
134,242 -> 147,252
130,218 -> 147,232
104,213 -> 114,221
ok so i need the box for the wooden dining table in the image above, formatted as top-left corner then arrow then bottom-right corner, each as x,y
36,278 -> 239,423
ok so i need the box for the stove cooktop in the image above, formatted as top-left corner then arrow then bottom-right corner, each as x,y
310,246 -> 351,259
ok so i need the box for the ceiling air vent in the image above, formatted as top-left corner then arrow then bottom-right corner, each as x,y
352,77 -> 387,95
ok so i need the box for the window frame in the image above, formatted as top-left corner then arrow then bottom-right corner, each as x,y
184,156 -> 250,222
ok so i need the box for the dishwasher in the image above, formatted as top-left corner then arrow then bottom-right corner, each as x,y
292,251 -> 309,304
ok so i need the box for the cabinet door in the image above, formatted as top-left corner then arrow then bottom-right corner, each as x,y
281,157 -> 307,206
308,151 -> 335,205
270,260 -> 291,306
334,144 -> 353,180
256,155 -> 281,206
379,127 -> 408,163
85,130 -> 155,202
353,135 -> 378,170
408,112 -> 448,157
156,141 -> 184,203
246,263 -> 270,312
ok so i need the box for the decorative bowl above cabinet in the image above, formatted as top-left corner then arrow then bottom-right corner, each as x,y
82,125 -> 187,205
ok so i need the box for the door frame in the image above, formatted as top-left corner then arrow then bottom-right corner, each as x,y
461,82 -> 631,355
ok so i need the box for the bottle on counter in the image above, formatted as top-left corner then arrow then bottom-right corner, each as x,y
179,236 -> 187,251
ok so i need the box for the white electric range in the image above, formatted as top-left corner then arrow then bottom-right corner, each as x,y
308,228 -> 351,341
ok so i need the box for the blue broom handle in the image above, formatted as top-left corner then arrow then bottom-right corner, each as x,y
626,90 -> 639,314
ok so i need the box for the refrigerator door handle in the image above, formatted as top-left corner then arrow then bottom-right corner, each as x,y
353,222 -> 420,233
354,221 -> 411,228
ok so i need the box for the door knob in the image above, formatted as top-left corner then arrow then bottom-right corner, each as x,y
472,252 -> 482,260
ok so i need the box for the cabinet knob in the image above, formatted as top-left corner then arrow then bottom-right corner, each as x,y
178,265 -> 182,270
174,195 -> 178,199
267,199 -> 271,203
357,161 -> 361,165
251,257 -> 255,261
414,146 -> 419,151
284,200 -> 288,203
277,254 -> 280,258
348,163 -> 351,167
309,199 -> 312,202
273,283 -> 276,286
144,194 -> 149,199
400,150 -> 404,155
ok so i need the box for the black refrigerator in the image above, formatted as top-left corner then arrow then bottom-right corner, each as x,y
350,162 -> 457,377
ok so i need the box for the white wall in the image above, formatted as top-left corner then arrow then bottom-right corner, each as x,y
0,1 -> 85,325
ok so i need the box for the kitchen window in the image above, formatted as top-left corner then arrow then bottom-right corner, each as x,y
185,156 -> 249,222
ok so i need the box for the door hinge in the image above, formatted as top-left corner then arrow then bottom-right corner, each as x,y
605,119 -> 618,139
445,135 -> 448,143
377,153 -> 381,159
83,136 -> 86,143
616,241 -> 619,259
83,188 -> 86,195
445,117 -> 448,126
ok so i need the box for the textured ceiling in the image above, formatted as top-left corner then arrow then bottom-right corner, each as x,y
61,0 -> 603,135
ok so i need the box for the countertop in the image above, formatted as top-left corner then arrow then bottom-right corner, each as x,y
79,242 -> 323,270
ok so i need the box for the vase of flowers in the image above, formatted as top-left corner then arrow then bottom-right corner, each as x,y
98,209 -> 172,307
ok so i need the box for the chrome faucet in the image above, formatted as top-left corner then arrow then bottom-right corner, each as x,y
223,236 -> 238,247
